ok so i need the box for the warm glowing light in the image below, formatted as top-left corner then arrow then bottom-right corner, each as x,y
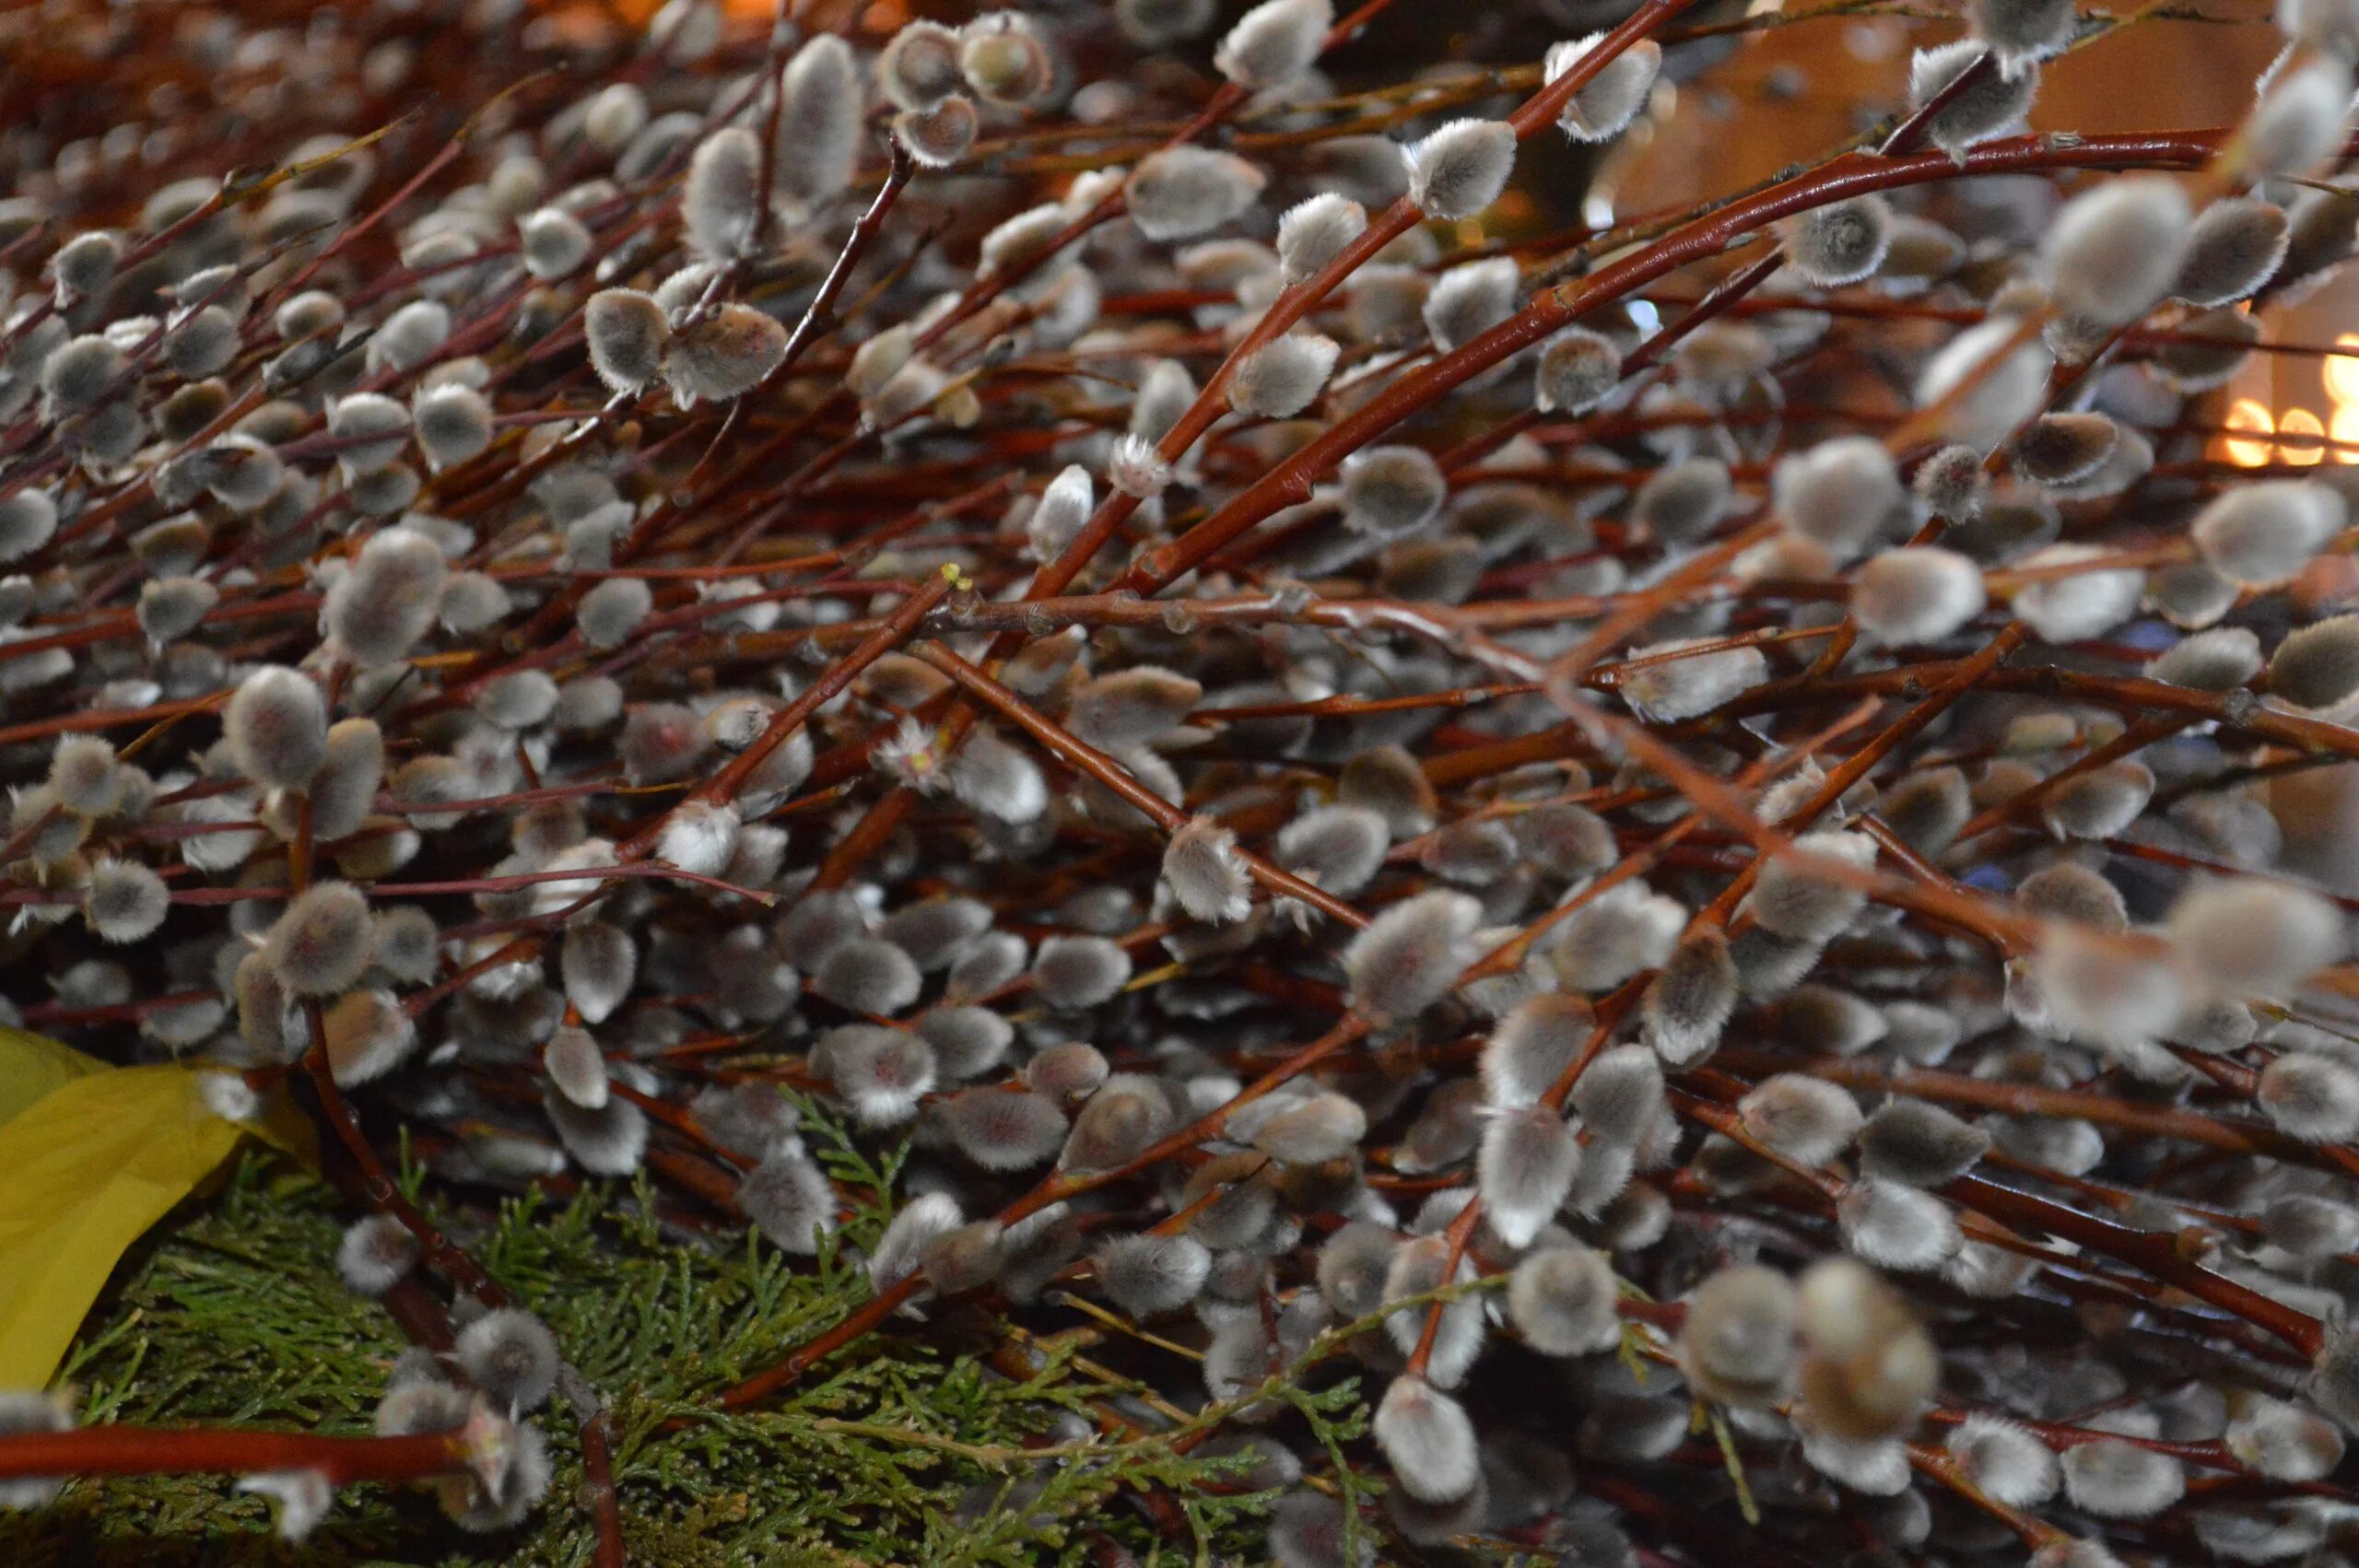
2223,397 -> 2275,467
2327,333 -> 2359,405
2278,407 -> 2327,466
2333,402 -> 2359,465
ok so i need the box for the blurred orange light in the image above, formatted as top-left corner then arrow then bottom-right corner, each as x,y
2326,333 -> 2359,405
2223,397 -> 2274,467
2279,407 -> 2328,466
2332,403 -> 2359,464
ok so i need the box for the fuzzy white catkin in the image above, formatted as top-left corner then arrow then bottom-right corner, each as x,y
2244,56 -> 2355,180
894,97 -> 979,169
519,206 -> 592,280
1852,546 -> 1987,645
2176,196 -> 2291,307
1403,120 -> 1517,219
1546,34 -> 1661,142
413,383 -> 493,471
1534,327 -> 1622,414
225,665 -> 328,790
2010,545 -> 2144,644
1162,815 -> 1253,923
665,304 -> 788,404
324,526 -> 447,666
1340,445 -> 1447,536
1914,316 -> 2054,450
2045,177 -> 2193,326
1375,1375 -> 1480,1502
1275,193 -> 1366,282
1126,148 -> 1268,242
1214,0 -> 1332,88
584,289 -> 671,392
1425,256 -> 1520,352
1784,196 -> 1892,287
1226,332 -> 1339,418
775,35 -> 861,209
1774,437 -> 1903,559
684,127 -> 763,260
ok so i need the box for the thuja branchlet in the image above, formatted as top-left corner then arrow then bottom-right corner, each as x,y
5,0 -> 2359,1561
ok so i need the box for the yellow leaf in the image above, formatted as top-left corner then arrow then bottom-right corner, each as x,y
0,1026 -> 105,1130
0,1038 -> 319,1389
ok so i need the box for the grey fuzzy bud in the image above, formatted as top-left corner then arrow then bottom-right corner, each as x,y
519,207 -> 592,280
1375,1375 -> 1479,1503
226,666 -> 327,790
1344,889 -> 1483,1023
1508,1244 -> 1621,1355
2176,196 -> 2290,307
1482,992 -> 1590,1108
1276,193 -> 1366,283
584,289 -> 671,393
2060,1437 -> 2184,1519
1971,0 -> 2074,70
1404,120 -> 1516,219
685,128 -> 763,260
310,720 -> 385,842
0,489 -> 59,563
1068,666 -> 1202,748
1162,814 -> 1252,923
1215,0 -> 1332,88
2245,56 -> 2354,181
2045,176 -> 2192,326
41,334 -> 125,415
265,882 -> 374,996
1477,1106 -> 1580,1246
1913,443 -> 1988,521
1775,436 -> 1903,559
577,576 -> 653,649
2147,626 -> 2261,692
775,35 -> 861,208
1680,1264 -> 1797,1407
1618,638 -> 1769,721
366,301 -> 450,376
943,1087 -> 1066,1171
880,20 -> 964,111
894,97 -> 979,169
1547,33 -> 1661,143
2270,615 -> 2359,709
739,1149 -> 835,1252
336,1214 -> 419,1298
1641,928 -> 1737,1065
1854,546 -> 1986,646
1227,332 -> 1340,418
1784,196 -> 1892,287
1126,148 -> 1267,242
1634,457 -> 1731,544
1860,1097 -> 1990,1185
325,526 -> 447,665
2192,479 -> 2345,587
1097,1233 -> 1213,1316
84,857 -> 168,943
2013,412 -> 2118,485
455,1308 -> 558,1411
958,20 -> 1052,106
1274,804 -> 1391,897
1032,934 -> 1133,1009
1534,327 -> 1622,414
1909,41 -> 2039,159
664,303 -> 788,404
1341,445 -> 1447,536
414,383 -> 494,472
1425,257 -> 1519,352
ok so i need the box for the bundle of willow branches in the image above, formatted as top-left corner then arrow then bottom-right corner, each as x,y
5,0 -> 2359,1561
